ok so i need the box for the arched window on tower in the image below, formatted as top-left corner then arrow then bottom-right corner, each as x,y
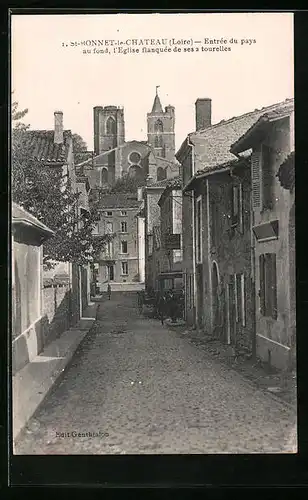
106,116 -> 117,135
154,120 -> 163,149
154,120 -> 164,133
101,168 -> 108,185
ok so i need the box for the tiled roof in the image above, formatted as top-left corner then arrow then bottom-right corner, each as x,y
178,98 -> 294,174
230,100 -> 294,154
23,130 -> 72,163
148,175 -> 181,188
98,193 -> 142,209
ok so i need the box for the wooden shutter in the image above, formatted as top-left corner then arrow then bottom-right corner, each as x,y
259,254 -> 265,316
270,253 -> 278,319
251,150 -> 262,209
239,183 -> 244,233
262,144 -> 273,210
234,273 -> 239,322
241,274 -> 246,326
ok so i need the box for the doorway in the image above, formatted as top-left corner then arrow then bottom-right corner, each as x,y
212,262 -> 220,335
227,276 -> 236,345
196,263 -> 203,327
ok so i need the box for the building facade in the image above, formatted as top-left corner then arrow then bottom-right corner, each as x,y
177,96 -> 294,364
92,194 -> 143,288
155,179 -> 183,291
230,99 -> 295,369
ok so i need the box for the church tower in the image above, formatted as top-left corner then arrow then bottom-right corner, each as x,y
93,105 -> 125,156
147,88 -> 175,161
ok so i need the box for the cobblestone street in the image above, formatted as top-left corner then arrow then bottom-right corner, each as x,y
15,292 -> 297,455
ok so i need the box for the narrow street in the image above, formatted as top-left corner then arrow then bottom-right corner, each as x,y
15,292 -> 296,454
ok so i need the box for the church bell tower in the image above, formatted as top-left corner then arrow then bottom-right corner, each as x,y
93,105 -> 125,156
147,87 -> 175,161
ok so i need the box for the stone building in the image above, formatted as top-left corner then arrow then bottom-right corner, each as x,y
155,178 -> 183,292
12,203 -> 54,374
177,96 -> 294,362
141,176 -> 179,293
77,89 -> 179,189
23,111 -> 92,323
92,193 -> 143,289
230,99 -> 295,369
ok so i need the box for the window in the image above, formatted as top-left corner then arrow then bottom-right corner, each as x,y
154,120 -> 164,133
121,211 -> 127,216
235,273 -> 246,326
262,144 -> 274,210
92,223 -> 99,235
129,152 -> 141,164
106,211 -> 113,216
196,196 -> 202,263
259,253 -> 277,319
106,116 -> 116,135
251,145 -> 275,211
230,183 -> 244,234
106,222 -> 113,234
101,168 -> 108,184
121,261 -> 128,275
121,221 -> 127,233
121,240 -> 128,254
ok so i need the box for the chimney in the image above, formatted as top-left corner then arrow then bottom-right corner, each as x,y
195,98 -> 211,131
54,111 -> 64,144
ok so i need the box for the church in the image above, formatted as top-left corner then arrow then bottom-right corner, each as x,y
78,89 -> 180,189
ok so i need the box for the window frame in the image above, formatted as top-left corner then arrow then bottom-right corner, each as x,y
121,240 -> 128,254
106,221 -> 113,234
121,221 -> 128,233
106,211 -> 113,216
259,253 -> 278,320
121,261 -> 128,276
261,143 -> 274,211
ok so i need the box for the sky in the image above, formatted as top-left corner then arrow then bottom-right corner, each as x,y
12,12 -> 294,152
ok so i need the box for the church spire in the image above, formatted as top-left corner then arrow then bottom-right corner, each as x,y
151,86 -> 163,113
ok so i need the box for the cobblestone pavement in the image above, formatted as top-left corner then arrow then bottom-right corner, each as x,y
15,292 -> 297,455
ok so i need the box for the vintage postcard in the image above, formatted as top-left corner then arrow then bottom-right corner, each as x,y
11,12 -> 296,455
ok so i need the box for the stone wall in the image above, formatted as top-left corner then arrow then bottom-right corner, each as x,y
42,283 -> 71,345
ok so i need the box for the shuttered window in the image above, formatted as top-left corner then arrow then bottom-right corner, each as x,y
262,144 -> 274,210
259,253 -> 277,319
251,150 -> 262,209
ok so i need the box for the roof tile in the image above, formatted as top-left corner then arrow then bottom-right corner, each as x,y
24,130 -> 72,163
97,193 -> 142,209
188,98 -> 294,174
